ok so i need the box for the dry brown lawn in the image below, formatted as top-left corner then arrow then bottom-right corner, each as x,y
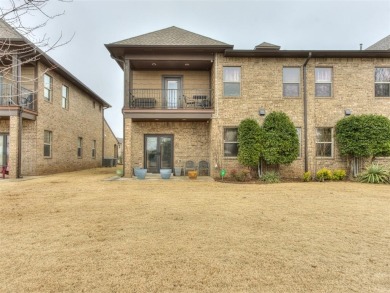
1,167 -> 389,292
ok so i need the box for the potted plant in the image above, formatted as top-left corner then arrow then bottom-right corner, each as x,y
134,165 -> 147,179
188,170 -> 198,179
174,166 -> 182,176
160,169 -> 172,179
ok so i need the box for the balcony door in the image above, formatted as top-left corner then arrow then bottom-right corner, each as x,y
164,77 -> 182,109
145,135 -> 173,173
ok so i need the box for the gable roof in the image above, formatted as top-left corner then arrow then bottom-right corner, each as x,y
109,26 -> 232,47
366,35 -> 390,50
0,19 -> 110,108
0,19 -> 24,40
255,42 -> 281,50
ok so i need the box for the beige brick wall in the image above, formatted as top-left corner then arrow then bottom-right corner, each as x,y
22,62 -> 105,175
132,70 -> 210,89
35,62 -> 104,174
103,119 -> 118,159
125,119 -> 211,177
210,54 -> 390,178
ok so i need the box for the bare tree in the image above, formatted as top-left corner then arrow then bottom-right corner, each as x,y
1,0 -> 72,63
1,0 -> 72,178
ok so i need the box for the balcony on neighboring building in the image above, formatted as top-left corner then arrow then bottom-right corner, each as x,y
0,83 -> 37,119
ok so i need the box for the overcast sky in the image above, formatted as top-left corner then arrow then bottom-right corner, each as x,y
17,0 -> 390,137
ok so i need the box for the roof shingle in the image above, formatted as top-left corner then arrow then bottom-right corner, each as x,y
366,35 -> 390,50
110,26 -> 232,47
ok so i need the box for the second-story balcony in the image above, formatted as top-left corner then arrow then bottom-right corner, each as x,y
0,83 -> 36,111
125,89 -> 214,121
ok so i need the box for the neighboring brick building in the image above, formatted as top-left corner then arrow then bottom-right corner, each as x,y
105,27 -> 390,178
0,20 -> 112,178
103,119 -> 119,160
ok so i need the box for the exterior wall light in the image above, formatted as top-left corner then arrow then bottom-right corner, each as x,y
259,108 -> 266,116
344,109 -> 352,116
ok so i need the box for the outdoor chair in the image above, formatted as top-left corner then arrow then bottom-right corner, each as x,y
198,160 -> 210,176
184,160 -> 196,175
183,95 -> 196,108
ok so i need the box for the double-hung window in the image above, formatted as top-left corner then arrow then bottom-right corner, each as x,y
283,67 -> 300,97
92,140 -> 96,159
316,128 -> 333,157
315,68 -> 332,97
224,128 -> 238,157
296,127 -> 302,158
62,85 -> 69,109
223,67 -> 241,97
375,67 -> 390,97
44,130 -> 52,157
77,137 -> 83,158
43,74 -> 53,102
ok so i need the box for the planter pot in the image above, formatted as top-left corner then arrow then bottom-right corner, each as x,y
188,170 -> 198,179
116,169 -> 123,176
133,167 -> 140,175
160,169 -> 172,179
174,167 -> 182,176
135,168 -> 147,179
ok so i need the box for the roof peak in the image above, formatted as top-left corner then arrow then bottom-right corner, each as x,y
255,42 -> 281,50
366,35 -> 390,50
109,26 -> 233,47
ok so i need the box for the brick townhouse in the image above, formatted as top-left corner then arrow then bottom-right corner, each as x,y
0,20 -> 114,178
105,26 -> 390,178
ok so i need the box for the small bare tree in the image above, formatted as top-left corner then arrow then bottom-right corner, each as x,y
1,0 -> 73,106
1,0 -> 72,178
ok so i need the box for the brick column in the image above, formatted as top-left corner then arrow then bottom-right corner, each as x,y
124,117 -> 132,177
9,115 -> 20,178
209,118 -> 221,178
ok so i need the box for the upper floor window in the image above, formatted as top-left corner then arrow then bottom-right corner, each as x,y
283,67 -> 300,97
44,130 -> 52,158
43,74 -> 53,102
375,67 -> 390,97
77,137 -> 83,158
315,68 -> 332,97
223,67 -> 241,97
224,127 -> 238,157
316,128 -> 333,158
62,85 -> 69,109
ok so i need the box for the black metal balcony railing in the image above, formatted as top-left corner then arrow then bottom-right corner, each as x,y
129,89 -> 213,110
0,83 -> 35,111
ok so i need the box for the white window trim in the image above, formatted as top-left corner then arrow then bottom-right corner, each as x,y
315,67 -> 333,98
92,140 -> 96,159
223,66 -> 241,97
374,67 -> 390,97
315,128 -> 333,158
223,127 -> 239,158
296,127 -> 302,158
62,85 -> 69,109
283,67 -> 301,97
43,74 -> 53,102
44,130 -> 52,158
77,137 -> 83,158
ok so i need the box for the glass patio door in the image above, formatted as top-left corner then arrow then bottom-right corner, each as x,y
164,77 -> 181,109
145,135 -> 173,173
0,134 -> 9,166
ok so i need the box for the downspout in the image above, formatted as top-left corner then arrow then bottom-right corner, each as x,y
302,52 -> 312,173
102,110 -> 105,164
16,56 -> 23,178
